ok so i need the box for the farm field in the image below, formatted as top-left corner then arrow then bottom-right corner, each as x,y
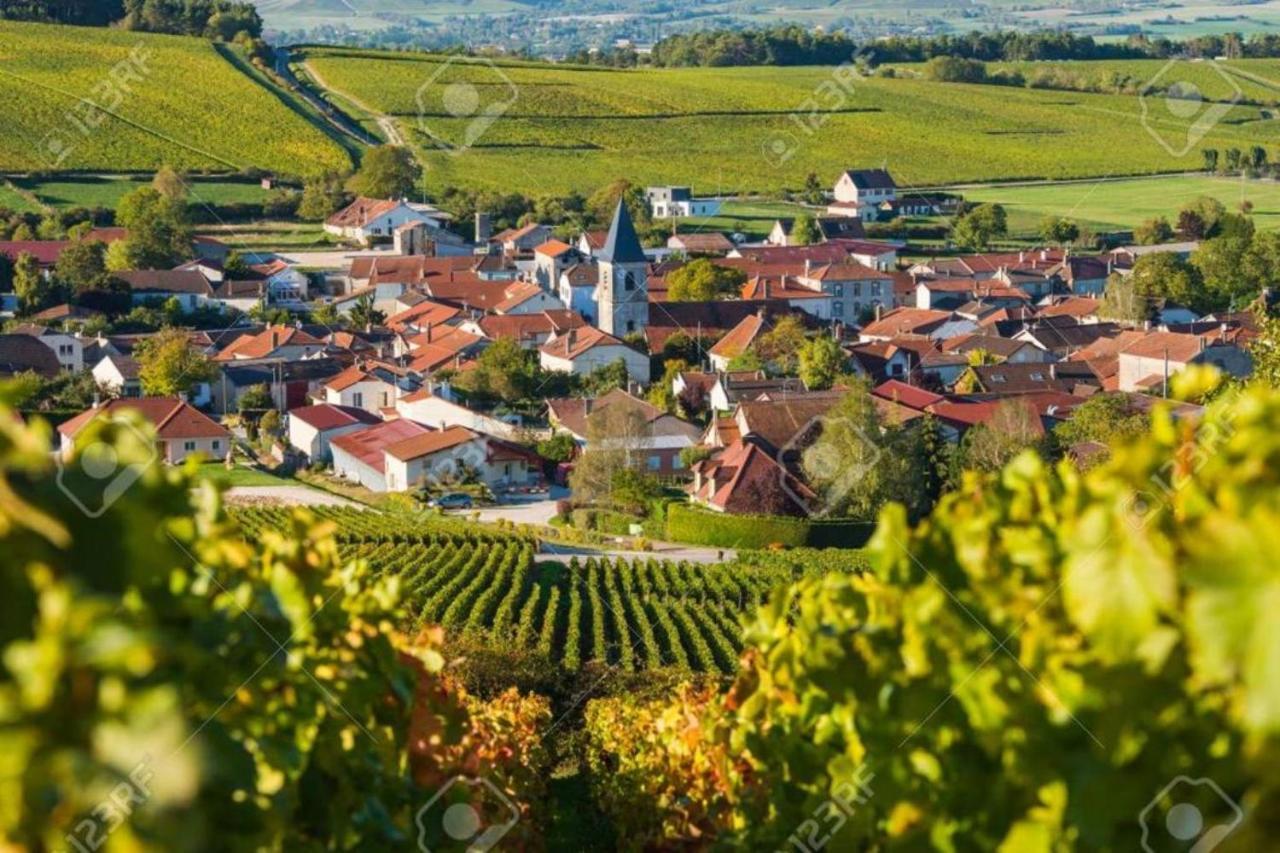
958,174 -> 1280,234
0,20 -> 350,177
10,175 -> 276,210
297,46 -> 1280,196
227,505 -> 852,674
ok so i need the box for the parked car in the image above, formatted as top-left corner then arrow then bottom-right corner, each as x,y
428,492 -> 474,510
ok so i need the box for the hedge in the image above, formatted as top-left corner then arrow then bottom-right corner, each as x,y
664,503 -> 876,550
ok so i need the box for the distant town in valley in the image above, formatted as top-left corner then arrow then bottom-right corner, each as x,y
3,4 -> 1278,852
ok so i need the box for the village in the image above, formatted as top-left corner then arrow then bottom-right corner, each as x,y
0,167 -> 1260,544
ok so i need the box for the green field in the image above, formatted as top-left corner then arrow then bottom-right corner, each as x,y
0,20 -> 350,177
959,174 -> 1280,234
0,181 -> 40,213
298,46 -> 1280,196
11,175 -> 275,210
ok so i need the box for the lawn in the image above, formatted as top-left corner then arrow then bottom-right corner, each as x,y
0,20 -> 349,177
193,463 -> 298,488
299,46 -> 1280,196
678,199 -> 813,239
959,174 -> 1280,236
12,175 -> 275,210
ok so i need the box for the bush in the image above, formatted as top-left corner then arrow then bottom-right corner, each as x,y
664,503 -> 875,549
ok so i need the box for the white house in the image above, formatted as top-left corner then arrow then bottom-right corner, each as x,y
539,326 -> 650,385
395,388 -> 521,439
322,364 -> 405,416
558,263 -> 599,323
833,169 -> 897,205
286,403 -> 382,462
324,197 -> 451,245
330,419 -> 434,492
381,426 -> 538,492
91,353 -> 141,397
646,186 -> 722,219
11,323 -> 84,372
57,397 -> 230,464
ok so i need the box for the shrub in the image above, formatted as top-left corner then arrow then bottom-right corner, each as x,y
665,503 -> 875,549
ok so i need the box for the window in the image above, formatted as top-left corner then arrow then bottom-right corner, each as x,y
624,272 -> 635,292
833,301 -> 844,316
673,455 -> 685,470
184,441 -> 196,452
833,283 -> 844,298
627,321 -> 635,332
212,440 -> 221,451
59,344 -> 72,356
352,392 -> 363,407
647,455 -> 662,471
890,363 -> 904,377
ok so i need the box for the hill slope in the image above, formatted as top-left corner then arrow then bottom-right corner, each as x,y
0,21 -> 351,177
299,46 -> 1280,195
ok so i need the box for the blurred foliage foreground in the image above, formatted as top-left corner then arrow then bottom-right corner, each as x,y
3,367 -> 1280,851
0,399 -> 549,851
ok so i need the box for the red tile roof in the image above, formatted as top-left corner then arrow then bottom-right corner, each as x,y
330,419 -> 431,473
384,425 -> 479,461
59,398 -> 229,441
288,403 -> 381,431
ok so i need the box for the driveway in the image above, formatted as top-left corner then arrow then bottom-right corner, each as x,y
223,486 -> 360,507
472,486 -> 568,527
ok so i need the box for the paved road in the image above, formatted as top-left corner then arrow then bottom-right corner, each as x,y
223,485 -> 360,507
273,48 -> 379,146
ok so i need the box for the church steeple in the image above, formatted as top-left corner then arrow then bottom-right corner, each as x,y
596,198 -> 649,336
598,199 -> 647,264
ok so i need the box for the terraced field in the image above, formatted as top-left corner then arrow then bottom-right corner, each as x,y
0,21 -> 350,177
299,46 -> 1280,195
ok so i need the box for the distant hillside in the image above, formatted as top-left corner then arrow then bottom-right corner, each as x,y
298,45 -> 1280,195
0,20 -> 350,177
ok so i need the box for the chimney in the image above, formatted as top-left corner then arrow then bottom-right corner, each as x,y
567,328 -> 577,350
804,258 -> 812,276
1018,250 -> 1025,263
1049,363 -> 1056,380
875,304 -> 883,321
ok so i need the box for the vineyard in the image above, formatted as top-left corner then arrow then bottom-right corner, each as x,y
298,46 -> 1280,194
227,506 -> 835,674
0,21 -> 350,176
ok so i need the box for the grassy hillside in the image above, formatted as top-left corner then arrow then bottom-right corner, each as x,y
959,174 -> 1280,234
0,21 -> 350,177
299,46 -> 1280,196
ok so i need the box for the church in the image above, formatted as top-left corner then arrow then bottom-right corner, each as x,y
593,199 -> 650,336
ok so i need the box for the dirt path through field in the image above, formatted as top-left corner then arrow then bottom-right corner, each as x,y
302,58 -> 406,146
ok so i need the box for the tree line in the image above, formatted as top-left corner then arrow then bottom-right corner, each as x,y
584,26 -> 1280,68
0,0 -> 261,40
